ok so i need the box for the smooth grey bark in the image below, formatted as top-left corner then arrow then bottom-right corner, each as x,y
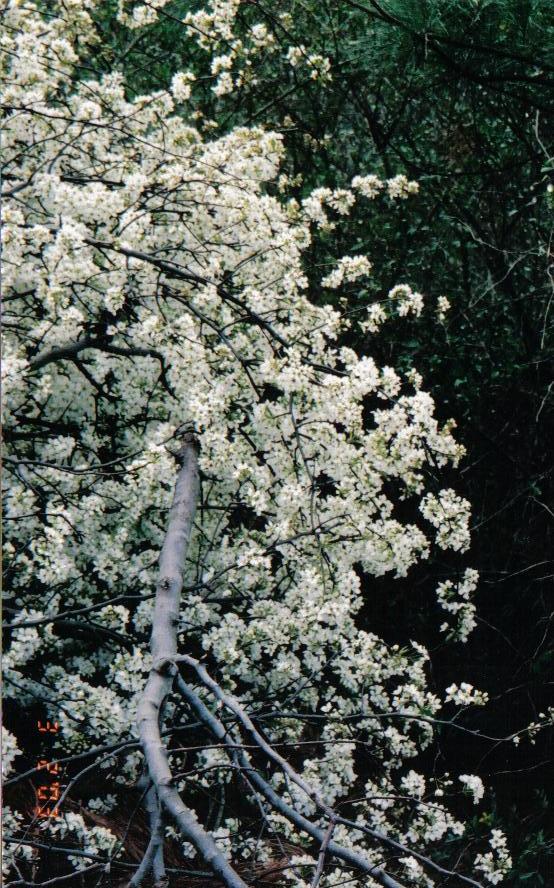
136,437 -> 248,888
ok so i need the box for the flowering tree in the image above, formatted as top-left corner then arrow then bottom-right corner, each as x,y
1,2 -> 514,886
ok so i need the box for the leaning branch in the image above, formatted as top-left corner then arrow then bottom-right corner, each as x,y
136,437 -> 248,888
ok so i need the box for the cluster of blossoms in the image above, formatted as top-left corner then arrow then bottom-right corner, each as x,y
351,174 -> 419,201
445,683 -> 489,707
182,0 -> 278,97
389,284 -> 425,318
386,174 -> 420,199
515,707 -> 554,746
47,812 -> 118,871
1,1 -> 504,886
1,728 -> 21,780
297,174 -> 420,235
474,830 -> 513,885
322,254 -> 372,288
117,0 -> 173,29
361,284 -> 425,334
459,774 -> 485,804
437,295 -> 451,322
286,45 -> 332,81
420,488 -> 472,551
1,808 -> 34,878
360,770 -> 470,862
170,70 -> 196,102
399,855 -> 432,886
436,567 -> 479,641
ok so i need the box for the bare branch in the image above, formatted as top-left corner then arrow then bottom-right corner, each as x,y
310,818 -> 336,888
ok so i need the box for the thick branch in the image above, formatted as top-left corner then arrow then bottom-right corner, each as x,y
30,337 -> 167,376
29,336 -> 93,371
136,438 -> 248,888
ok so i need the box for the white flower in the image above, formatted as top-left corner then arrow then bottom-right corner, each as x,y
286,45 -> 305,67
351,174 -> 385,199
459,774 -> 484,804
401,770 -> 426,799
171,71 -> 195,102
363,302 -> 388,332
307,53 -> 332,82
387,174 -> 419,199
1,807 -> 33,877
1,728 -> 21,778
388,284 -> 424,317
213,72 -> 234,96
420,489 -> 471,551
88,794 -> 117,813
474,830 -> 512,884
445,683 -> 489,707
436,568 -> 478,641
322,255 -> 372,289
437,295 -> 451,322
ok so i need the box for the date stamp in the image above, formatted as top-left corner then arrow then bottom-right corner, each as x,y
33,721 -> 61,820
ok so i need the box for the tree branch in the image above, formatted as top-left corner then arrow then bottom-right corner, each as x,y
136,436 -> 248,888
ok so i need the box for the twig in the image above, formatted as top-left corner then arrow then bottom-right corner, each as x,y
310,818 -> 336,888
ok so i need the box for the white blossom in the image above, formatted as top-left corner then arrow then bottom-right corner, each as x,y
387,174 -> 420,199
445,683 -> 489,707
322,254 -> 372,288
459,774 -> 485,804
474,829 -> 512,884
1,727 -> 21,778
437,295 -> 451,322
171,71 -> 196,102
352,174 -> 385,199
1,0 -> 489,881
